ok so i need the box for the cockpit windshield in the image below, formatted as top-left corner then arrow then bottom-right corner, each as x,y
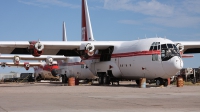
161,44 -> 180,61
149,42 -> 181,61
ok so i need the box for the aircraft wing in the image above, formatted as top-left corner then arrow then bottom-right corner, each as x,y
0,54 -> 68,60
174,41 -> 200,54
0,41 -> 117,56
0,62 -> 44,67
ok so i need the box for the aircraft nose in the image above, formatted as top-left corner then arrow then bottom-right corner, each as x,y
162,56 -> 183,78
172,56 -> 183,70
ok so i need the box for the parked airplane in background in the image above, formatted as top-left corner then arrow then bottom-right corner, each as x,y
0,0 -> 200,86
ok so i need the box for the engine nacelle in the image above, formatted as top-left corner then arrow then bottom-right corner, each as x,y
176,43 -> 184,53
24,62 -> 30,70
29,41 -> 44,57
85,43 -> 95,56
51,69 -> 58,77
1,62 -> 7,68
13,56 -> 20,65
46,57 -> 54,65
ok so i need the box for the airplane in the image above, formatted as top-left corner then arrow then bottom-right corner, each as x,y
0,0 -> 200,87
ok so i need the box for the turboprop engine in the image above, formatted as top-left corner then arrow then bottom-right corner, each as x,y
85,43 -> 95,56
13,56 -> 20,65
46,57 -> 54,65
176,43 -> 184,54
24,62 -> 30,70
28,41 -> 44,57
1,62 -> 6,68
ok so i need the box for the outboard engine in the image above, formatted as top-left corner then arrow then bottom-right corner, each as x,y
176,43 -> 184,54
13,56 -> 20,65
51,69 -> 58,77
28,41 -> 44,57
24,62 -> 30,70
85,43 -> 95,56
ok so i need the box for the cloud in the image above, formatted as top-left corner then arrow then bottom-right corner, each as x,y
147,16 -> 200,28
18,0 -> 79,8
118,20 -> 141,25
103,0 -> 200,28
104,0 -> 174,17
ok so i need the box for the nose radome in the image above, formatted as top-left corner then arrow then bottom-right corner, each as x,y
173,56 -> 183,70
162,56 -> 183,78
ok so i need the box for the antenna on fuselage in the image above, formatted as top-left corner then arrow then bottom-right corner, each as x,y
156,34 -> 158,38
145,34 -> 147,38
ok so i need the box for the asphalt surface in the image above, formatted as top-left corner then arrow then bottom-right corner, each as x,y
0,81 -> 200,112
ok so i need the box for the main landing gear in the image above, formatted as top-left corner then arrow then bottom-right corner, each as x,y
155,78 -> 168,87
98,73 -> 110,85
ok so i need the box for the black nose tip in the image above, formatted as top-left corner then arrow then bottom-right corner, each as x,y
51,69 -> 58,77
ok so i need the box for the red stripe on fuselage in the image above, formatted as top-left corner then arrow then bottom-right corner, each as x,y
83,50 -> 161,60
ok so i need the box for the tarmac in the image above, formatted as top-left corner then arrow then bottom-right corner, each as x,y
0,81 -> 200,112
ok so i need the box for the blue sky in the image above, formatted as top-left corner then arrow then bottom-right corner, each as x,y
0,0 -> 200,73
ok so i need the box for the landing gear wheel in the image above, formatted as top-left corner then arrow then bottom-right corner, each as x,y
156,78 -> 163,86
191,78 -> 196,84
163,79 -> 168,87
103,75 -> 110,85
98,75 -> 104,85
136,80 -> 140,85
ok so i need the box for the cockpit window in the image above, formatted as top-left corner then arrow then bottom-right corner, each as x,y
161,44 -> 167,49
167,44 -> 173,48
161,43 -> 181,61
149,42 -> 160,50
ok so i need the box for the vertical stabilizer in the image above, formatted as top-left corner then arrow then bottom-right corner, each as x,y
81,0 -> 94,41
63,21 -> 67,41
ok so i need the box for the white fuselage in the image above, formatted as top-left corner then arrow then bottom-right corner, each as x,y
83,38 -> 183,80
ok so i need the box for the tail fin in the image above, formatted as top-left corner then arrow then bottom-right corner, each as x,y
63,21 -> 67,41
81,0 -> 94,41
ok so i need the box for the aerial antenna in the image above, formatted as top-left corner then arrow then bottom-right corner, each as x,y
145,34 -> 147,38
156,34 -> 158,38
138,37 -> 140,40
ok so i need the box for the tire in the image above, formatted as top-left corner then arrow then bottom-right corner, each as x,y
103,75 -> 110,85
156,78 -> 163,86
136,80 -> 140,85
163,79 -> 168,87
98,75 -> 104,85
191,78 -> 196,84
